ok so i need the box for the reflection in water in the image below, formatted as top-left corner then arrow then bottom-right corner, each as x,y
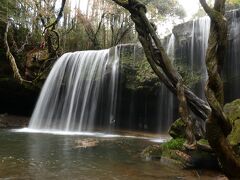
0,130 -> 219,179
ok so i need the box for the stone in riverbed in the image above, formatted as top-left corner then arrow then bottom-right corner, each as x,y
141,145 -> 163,161
74,138 -> 99,148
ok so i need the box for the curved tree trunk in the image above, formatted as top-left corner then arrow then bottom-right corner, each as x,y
177,80 -> 196,148
112,0 -> 210,128
199,0 -> 240,177
112,0 -> 240,177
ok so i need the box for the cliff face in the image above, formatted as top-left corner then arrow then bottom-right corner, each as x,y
0,78 -> 39,116
172,9 -> 240,102
117,9 -> 240,132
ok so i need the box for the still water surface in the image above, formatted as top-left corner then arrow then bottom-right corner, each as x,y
0,130 -> 219,179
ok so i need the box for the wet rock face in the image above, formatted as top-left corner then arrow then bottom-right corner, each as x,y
169,99 -> 240,146
224,99 -> 240,145
0,78 -> 39,116
0,114 -> 29,128
171,9 -> 240,103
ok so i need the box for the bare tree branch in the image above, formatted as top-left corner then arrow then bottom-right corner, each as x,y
44,0 -> 66,31
4,21 -> 31,85
11,31 -> 31,54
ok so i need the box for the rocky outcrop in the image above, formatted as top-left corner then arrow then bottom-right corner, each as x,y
168,118 -> 186,139
0,114 -> 29,128
169,99 -> 240,147
168,118 -> 203,140
0,78 -> 39,116
224,99 -> 240,146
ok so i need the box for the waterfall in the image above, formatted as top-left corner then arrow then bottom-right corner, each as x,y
188,13 -> 240,102
224,9 -> 240,102
157,17 -> 210,132
26,9 -> 240,134
29,47 -> 120,132
191,20 -> 195,73
190,16 -> 210,98
158,34 -> 175,132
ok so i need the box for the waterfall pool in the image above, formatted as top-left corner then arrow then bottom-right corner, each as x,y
0,129 -> 222,179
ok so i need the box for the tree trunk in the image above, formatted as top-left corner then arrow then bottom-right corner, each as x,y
112,0 -> 240,177
4,21 -> 31,85
200,0 -> 240,177
112,0 -> 210,124
177,80 -> 196,148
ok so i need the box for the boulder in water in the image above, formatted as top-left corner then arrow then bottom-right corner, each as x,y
74,138 -> 99,148
141,145 -> 163,161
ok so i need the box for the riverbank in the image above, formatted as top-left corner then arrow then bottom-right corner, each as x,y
0,114 -> 29,128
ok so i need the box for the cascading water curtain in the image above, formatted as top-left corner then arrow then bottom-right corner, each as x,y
29,47 -> 120,132
157,34 -> 175,132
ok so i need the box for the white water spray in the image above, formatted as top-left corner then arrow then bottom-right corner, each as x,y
29,47 -> 120,132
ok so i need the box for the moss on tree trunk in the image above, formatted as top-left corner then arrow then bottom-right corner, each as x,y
200,0 -> 240,177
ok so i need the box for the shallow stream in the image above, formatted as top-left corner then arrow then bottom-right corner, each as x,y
0,130 -> 220,179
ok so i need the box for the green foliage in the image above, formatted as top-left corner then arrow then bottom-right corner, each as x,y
120,46 -> 202,92
140,0 -> 186,20
193,0 -> 240,17
120,48 -> 160,91
227,0 -> 240,5
226,0 -> 240,10
174,61 -> 201,86
135,59 -> 160,90
0,0 -> 15,21
162,138 -> 185,150
197,139 -> 209,146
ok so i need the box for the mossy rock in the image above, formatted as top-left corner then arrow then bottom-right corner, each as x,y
197,139 -> 209,146
161,138 -> 185,150
224,99 -> 240,124
224,99 -> 240,145
161,138 -> 184,159
160,138 -> 219,169
161,138 -> 185,162
141,145 -> 163,161
168,118 -> 186,139
227,119 -> 240,146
